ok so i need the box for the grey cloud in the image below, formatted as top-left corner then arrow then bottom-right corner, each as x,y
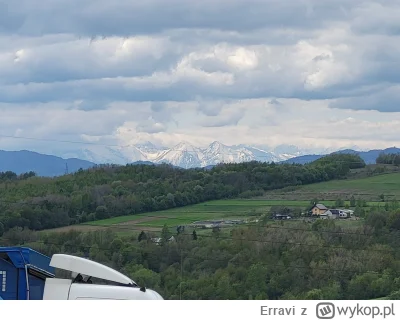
350,1 -> 400,36
0,0 -> 398,114
147,102 -> 179,124
72,100 -> 109,111
199,109 -> 245,127
0,106 -> 127,139
0,2 -> 25,32
150,102 -> 164,112
196,100 -> 226,116
136,120 -> 167,133
166,28 -> 315,47
0,36 -> 182,85
269,99 -> 281,105
329,86 -> 400,112
3,0 -> 366,37
0,72 -> 387,105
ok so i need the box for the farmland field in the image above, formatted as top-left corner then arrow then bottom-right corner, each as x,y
261,173 -> 400,201
42,198 -> 378,235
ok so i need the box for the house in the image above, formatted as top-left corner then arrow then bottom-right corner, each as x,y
322,209 -> 348,219
310,203 -> 328,215
343,209 -> 354,216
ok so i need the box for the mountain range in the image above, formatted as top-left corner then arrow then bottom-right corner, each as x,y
1,141 -> 399,177
61,141 -> 307,169
0,150 -> 95,177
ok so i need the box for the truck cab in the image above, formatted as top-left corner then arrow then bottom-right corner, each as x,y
43,254 -> 163,300
0,247 -> 163,300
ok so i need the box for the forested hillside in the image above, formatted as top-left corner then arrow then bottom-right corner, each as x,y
2,153 -> 400,300
0,154 -> 364,234
376,153 -> 400,166
2,213 -> 400,300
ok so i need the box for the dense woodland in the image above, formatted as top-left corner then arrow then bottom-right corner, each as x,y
376,153 -> 400,166
0,154 -> 365,234
2,211 -> 400,300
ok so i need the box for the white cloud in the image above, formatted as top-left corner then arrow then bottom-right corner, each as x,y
0,0 -> 400,157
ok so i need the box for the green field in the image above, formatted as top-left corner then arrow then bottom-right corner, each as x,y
263,173 -> 400,201
42,173 -> 400,235
42,198 -> 376,236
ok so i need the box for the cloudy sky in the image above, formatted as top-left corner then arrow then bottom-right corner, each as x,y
1,0 -> 400,156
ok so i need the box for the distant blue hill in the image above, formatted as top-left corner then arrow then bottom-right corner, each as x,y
0,150 -> 95,177
283,147 -> 400,165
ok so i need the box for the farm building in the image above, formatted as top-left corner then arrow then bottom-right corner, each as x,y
310,203 -> 328,215
320,209 -> 348,219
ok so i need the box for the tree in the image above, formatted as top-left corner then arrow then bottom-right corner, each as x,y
176,225 -> 185,234
335,198 -> 344,207
95,206 -> 109,220
138,231 -> 147,242
304,289 -> 323,300
212,226 -> 221,237
161,224 -> 171,245
192,230 -> 198,240
0,222 -> 4,237
350,195 -> 356,207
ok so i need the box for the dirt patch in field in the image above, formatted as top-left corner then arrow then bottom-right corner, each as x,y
41,225 -> 104,233
116,216 -> 159,226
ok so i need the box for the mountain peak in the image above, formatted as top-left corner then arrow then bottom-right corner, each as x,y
208,141 -> 226,151
173,141 -> 198,151
136,141 -> 157,148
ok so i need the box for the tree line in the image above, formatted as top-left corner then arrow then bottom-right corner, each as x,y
376,153 -> 400,166
0,154 -> 365,234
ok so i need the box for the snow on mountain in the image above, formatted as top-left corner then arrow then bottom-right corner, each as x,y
135,141 -> 168,161
154,141 -> 285,168
154,142 -> 204,168
62,146 -> 129,165
63,144 -> 148,165
68,141 -> 350,169
202,141 -> 253,165
231,145 -> 281,163
116,145 -> 148,163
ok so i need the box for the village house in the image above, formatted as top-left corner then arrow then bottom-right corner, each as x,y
310,203 -> 328,215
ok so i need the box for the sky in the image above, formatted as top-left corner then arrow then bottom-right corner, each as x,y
0,0 -> 400,156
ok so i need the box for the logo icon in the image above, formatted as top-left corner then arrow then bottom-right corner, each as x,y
316,302 -> 335,319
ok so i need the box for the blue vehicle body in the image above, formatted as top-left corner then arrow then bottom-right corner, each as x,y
0,247 -> 54,300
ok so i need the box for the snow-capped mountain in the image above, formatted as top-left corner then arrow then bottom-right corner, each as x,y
62,140 -> 353,169
62,146 -> 130,165
135,141 -> 168,157
202,141 -> 256,165
155,142 -> 204,169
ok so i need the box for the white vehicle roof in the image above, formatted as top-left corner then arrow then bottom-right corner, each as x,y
50,254 -> 136,286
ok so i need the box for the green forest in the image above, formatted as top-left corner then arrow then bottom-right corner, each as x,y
2,213 -> 400,300
0,154 -> 364,234
376,153 -> 400,166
